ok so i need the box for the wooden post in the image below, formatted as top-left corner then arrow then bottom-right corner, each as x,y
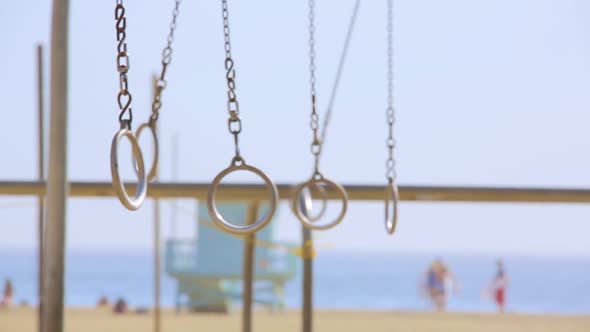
242,202 -> 259,332
154,197 -> 161,332
300,194 -> 313,332
43,0 -> 69,331
152,75 -> 162,332
36,43 -> 45,332
170,134 -> 178,239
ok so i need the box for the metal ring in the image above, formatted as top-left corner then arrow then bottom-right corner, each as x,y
207,160 -> 279,235
133,122 -> 159,182
110,127 -> 148,211
385,179 -> 399,234
292,176 -> 348,230
298,182 -> 328,222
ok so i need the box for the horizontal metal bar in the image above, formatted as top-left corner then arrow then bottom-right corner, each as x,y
1,181 -> 590,203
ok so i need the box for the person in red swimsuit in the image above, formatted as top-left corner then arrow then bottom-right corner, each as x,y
488,259 -> 509,313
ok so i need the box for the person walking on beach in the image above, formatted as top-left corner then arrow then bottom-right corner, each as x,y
422,258 -> 458,312
1,279 -> 14,308
487,259 -> 509,313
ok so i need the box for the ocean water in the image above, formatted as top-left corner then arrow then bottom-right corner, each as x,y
1,250 -> 589,314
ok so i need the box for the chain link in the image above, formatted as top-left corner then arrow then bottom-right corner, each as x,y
115,0 -> 133,129
308,0 -> 317,98
150,0 -> 182,125
222,0 -> 232,59
386,0 -> 397,181
221,0 -> 242,160
308,0 -> 321,175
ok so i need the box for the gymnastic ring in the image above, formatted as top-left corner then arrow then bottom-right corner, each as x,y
297,181 -> 328,222
292,174 -> 348,230
385,178 -> 399,234
133,122 -> 159,182
110,123 -> 148,211
208,157 -> 279,235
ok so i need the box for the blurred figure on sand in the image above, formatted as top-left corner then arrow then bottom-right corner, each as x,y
1,279 -> 14,308
113,298 -> 128,314
97,295 -> 109,307
421,258 -> 459,312
486,259 -> 509,313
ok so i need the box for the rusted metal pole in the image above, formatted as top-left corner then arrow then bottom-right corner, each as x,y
43,0 -> 69,331
36,43 -> 45,332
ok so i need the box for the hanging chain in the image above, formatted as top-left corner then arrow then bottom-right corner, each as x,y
308,0 -> 360,173
150,0 -> 182,126
221,0 -> 242,162
386,0 -> 397,182
115,0 -> 133,129
318,0 -> 360,159
308,0 -> 321,176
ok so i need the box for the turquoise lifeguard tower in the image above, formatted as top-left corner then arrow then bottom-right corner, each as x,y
165,202 -> 298,312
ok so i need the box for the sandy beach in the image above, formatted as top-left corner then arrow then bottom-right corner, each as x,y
1,307 -> 589,332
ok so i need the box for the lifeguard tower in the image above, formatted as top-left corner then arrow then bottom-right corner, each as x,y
165,202 -> 298,313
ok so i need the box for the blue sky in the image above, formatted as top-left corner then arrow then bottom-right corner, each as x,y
1,0 -> 590,256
